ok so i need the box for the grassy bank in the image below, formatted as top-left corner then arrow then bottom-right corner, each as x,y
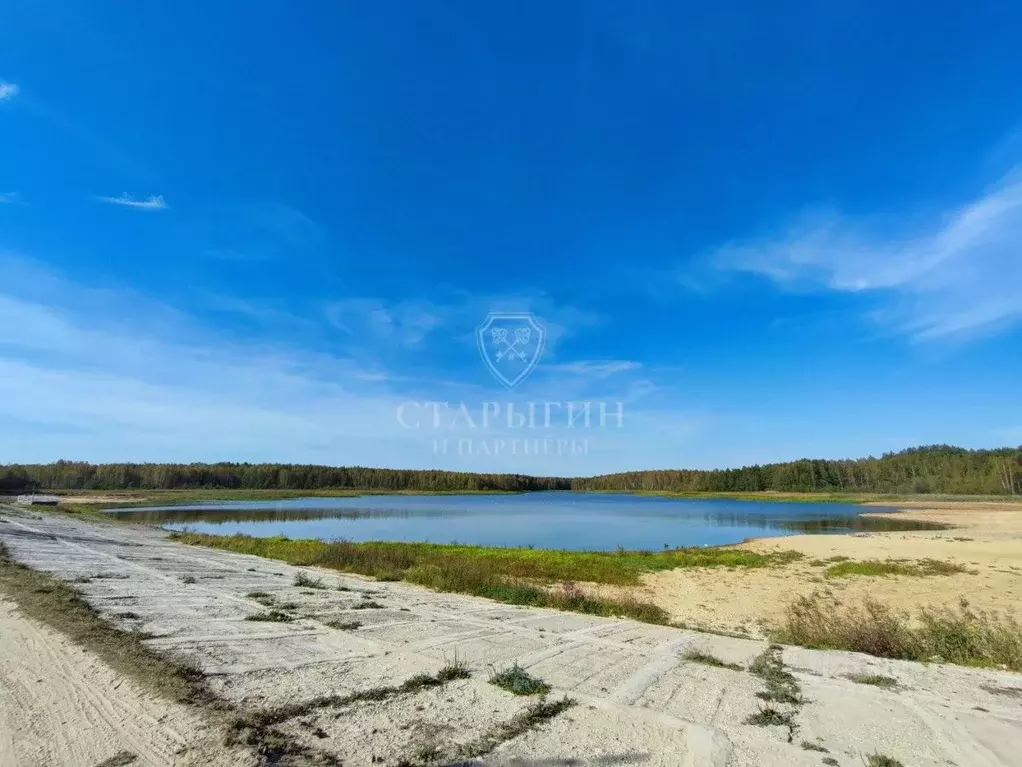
172,531 -> 802,625
773,592 -> 1022,671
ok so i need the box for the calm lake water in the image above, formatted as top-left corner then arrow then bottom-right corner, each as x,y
107,493 -> 939,551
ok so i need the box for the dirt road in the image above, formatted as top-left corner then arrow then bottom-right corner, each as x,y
0,597 -> 233,767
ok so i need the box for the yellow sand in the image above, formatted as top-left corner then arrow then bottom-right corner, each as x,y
614,501 -> 1022,636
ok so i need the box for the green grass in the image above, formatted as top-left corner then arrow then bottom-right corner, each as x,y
681,649 -> 744,671
750,646 -> 803,706
745,706 -> 795,728
171,531 -> 802,626
845,673 -> 898,688
800,740 -> 828,752
823,558 -> 970,579
774,593 -> 1022,671
294,572 -> 326,589
324,620 -> 360,630
351,600 -> 384,610
865,755 -> 904,767
245,610 -> 294,623
489,664 -> 551,696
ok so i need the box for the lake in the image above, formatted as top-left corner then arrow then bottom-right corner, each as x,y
107,493 -> 939,551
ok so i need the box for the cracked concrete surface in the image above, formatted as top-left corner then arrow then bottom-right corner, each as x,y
1,506 -> 1021,766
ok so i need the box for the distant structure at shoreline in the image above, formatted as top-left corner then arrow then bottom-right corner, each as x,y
16,494 -> 59,506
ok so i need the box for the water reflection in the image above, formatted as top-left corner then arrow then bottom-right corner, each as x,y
108,494 -> 942,550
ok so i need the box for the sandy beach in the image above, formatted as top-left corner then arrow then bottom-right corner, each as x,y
630,500 -> 1022,635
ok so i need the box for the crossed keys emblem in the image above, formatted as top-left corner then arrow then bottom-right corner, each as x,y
491,327 -> 532,362
476,312 -> 546,389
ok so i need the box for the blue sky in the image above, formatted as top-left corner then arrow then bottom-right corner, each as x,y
2,1 -> 1022,474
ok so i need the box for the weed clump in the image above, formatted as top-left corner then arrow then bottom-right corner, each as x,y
324,620 -> 360,630
245,611 -> 294,623
682,649 -> 744,671
437,660 -> 471,681
800,740 -> 828,752
352,600 -> 384,610
294,572 -> 326,589
865,755 -> 904,767
489,664 -> 550,696
750,646 -> 802,705
845,673 -> 898,688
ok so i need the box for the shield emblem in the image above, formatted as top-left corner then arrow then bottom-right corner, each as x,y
476,312 -> 546,389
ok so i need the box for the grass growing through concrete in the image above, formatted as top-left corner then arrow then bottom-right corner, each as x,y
489,664 -> 551,696
774,593 -> 1022,671
746,645 -> 803,743
449,697 -> 576,763
845,673 -> 898,688
172,531 -> 801,626
746,706 -> 796,730
325,619 -> 361,630
681,649 -> 744,671
865,755 -> 904,767
823,558 -> 970,579
294,572 -> 326,589
750,646 -> 803,706
800,740 -> 828,752
233,665 -> 474,732
352,600 -> 384,609
245,610 -> 294,623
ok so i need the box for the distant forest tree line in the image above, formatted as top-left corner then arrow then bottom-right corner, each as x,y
1,446 -> 1019,496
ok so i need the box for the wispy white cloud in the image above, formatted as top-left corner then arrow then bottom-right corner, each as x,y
0,193 -> 22,205
96,193 -> 169,210
0,255 -> 705,472
545,360 -> 641,378
326,298 -> 445,347
716,168 -> 1022,340
0,82 -> 18,101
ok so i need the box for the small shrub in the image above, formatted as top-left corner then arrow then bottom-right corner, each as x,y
489,664 -> 550,696
181,575 -> 197,584
245,591 -> 272,599
437,660 -> 471,681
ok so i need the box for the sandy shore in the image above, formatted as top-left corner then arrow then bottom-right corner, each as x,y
634,500 -> 1022,636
